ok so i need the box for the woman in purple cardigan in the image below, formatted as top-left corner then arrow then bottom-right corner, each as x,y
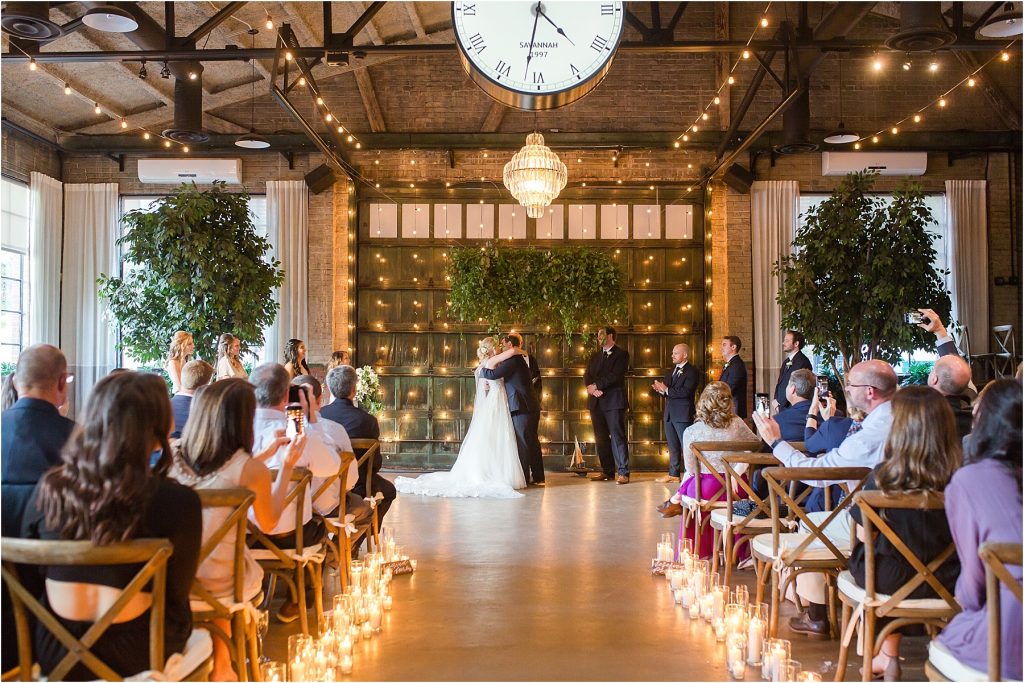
931,379 -> 1022,680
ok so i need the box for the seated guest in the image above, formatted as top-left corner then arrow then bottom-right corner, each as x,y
800,387 -> 856,514
249,363 -> 339,624
918,308 -> 978,400
1,345 -> 76,671
655,382 -> 756,558
171,359 -> 214,438
774,369 -> 815,441
165,330 -> 195,394
291,375 -> 373,533
926,354 -> 974,439
847,386 -> 962,680
170,379 -> 307,681
932,379 -> 1022,681
215,333 -> 248,381
321,366 -> 397,529
283,338 -> 311,380
21,372 -> 202,679
1,373 -> 17,411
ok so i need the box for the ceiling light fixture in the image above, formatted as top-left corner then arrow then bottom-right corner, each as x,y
503,132 -> 568,219
978,2 -> 1023,37
824,58 -> 860,144
160,61 -> 171,79
82,5 -> 139,33
236,29 -> 271,149
138,61 -> 147,79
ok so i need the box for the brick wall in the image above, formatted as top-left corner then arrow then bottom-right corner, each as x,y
1,127 -> 62,183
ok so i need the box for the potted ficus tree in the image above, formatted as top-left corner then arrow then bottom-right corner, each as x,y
774,170 -> 953,381
98,181 -> 284,363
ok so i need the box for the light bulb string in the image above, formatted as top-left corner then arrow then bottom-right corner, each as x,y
860,39 -> 1018,141
675,2 -> 772,142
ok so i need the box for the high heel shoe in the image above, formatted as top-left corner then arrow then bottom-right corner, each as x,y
858,654 -> 901,682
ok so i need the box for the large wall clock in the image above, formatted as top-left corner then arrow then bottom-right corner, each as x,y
452,1 -> 625,110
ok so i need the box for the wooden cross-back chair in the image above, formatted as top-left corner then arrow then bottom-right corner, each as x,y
714,452 -> 782,586
991,325 -> 1019,378
834,491 -> 960,682
191,489 -> 260,682
753,466 -> 872,638
982,542 -> 1022,681
248,468 -> 325,637
350,439 -> 382,552
1,537 -> 212,681
312,450 -> 368,591
682,440 -> 763,558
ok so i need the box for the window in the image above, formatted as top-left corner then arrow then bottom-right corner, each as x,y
118,195 -> 268,368
1,178 -> 30,363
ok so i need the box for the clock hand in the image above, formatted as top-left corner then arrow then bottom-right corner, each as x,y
536,6 -> 575,46
524,1 -> 541,79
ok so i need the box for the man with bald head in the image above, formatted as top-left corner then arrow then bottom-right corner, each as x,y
651,343 -> 700,485
2,344 -> 76,670
928,355 -> 973,438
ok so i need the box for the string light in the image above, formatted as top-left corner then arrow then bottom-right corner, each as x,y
873,54 -> 884,71
28,58 -> 37,71
143,132 -> 151,140
938,97 -> 947,107
120,118 -> 128,129
164,140 -> 172,148
265,14 -> 274,30
94,103 -> 102,114
1001,51 -> 1010,61
285,51 -> 293,61
968,77 -> 976,87
928,59 -> 939,72
760,16 -> 769,27
913,114 -> 922,123
188,71 -> 197,80
183,146 -> 190,153
742,50 -> 750,59
727,75 -> 735,84
63,83 -> 71,95
298,76 -> 306,86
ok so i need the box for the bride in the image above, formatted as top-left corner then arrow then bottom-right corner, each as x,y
394,337 -> 528,498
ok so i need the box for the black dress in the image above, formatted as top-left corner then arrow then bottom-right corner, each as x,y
20,478 -> 202,680
848,469 -> 960,598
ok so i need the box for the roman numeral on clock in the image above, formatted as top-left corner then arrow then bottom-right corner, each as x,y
495,60 -> 511,79
468,33 -> 486,53
601,4 -> 615,15
590,35 -> 609,51
461,3 -> 476,15
532,72 -> 545,84
570,64 -> 581,79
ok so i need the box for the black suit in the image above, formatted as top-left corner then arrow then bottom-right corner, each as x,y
1,397 -> 76,671
480,355 -> 544,483
658,363 -> 700,478
773,351 -> 812,409
719,355 -> 748,418
584,345 -> 630,477
320,398 -> 396,523
774,399 -> 812,442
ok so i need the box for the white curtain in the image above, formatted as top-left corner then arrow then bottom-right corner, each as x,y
945,180 -> 989,354
28,172 -> 63,346
60,183 -> 119,417
751,180 -> 800,394
265,180 -> 309,363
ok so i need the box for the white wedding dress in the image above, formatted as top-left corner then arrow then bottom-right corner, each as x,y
394,366 -> 526,498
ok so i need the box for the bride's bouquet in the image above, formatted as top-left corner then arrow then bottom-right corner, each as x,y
355,365 -> 385,416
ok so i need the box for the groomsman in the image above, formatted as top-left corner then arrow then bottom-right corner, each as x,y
651,343 -> 700,484
773,330 -> 812,412
584,327 -> 631,484
719,335 -> 748,418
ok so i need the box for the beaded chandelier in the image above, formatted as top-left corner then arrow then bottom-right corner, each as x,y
502,132 -> 568,218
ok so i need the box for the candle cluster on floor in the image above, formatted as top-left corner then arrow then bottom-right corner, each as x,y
263,531 -> 416,681
653,534 -> 822,682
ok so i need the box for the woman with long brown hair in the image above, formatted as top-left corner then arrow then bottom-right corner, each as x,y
21,372 -> 202,679
170,378 -> 306,681
283,338 -> 310,379
848,385 -> 963,680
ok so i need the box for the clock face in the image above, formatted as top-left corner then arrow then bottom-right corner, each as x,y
452,1 -> 625,110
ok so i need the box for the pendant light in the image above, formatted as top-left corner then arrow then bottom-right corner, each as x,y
503,132 -> 567,218
824,58 -> 859,145
978,2 -> 1022,37
236,29 -> 270,149
82,5 -> 139,33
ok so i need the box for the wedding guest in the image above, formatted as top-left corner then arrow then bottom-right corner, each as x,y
170,378 -> 307,681
585,327 -> 631,484
283,338 -> 311,379
917,308 -> 978,400
932,379 -> 1022,680
847,386 -> 962,679
321,366 -> 397,529
773,331 -> 812,412
651,343 -> 700,484
165,331 -> 195,394
1,344 -> 75,671
21,372 -> 202,679
926,354 -> 974,439
249,363 -> 339,624
773,369 -> 815,441
215,333 -> 248,381
656,382 -> 756,558
171,359 -> 214,438
1,373 -> 17,411
719,335 -> 748,418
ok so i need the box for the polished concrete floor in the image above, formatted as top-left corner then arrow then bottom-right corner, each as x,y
265,472 -> 928,681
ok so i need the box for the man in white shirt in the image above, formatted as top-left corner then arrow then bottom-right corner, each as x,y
752,359 -> 897,639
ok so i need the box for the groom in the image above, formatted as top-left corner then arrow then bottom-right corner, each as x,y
479,333 -> 545,486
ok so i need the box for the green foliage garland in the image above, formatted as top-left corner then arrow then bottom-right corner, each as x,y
98,182 -> 284,363
445,244 -> 626,339
774,170 -> 952,378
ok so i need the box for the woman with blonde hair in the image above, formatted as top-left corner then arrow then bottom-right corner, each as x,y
215,333 -> 247,381
283,338 -> 310,379
165,331 -> 194,394
658,381 -> 756,558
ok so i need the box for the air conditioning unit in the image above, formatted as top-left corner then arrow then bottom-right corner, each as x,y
137,158 -> 242,184
821,151 -> 928,176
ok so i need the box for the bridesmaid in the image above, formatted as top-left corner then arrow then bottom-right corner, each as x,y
165,331 -> 194,394
283,338 -> 311,380
215,333 -> 248,381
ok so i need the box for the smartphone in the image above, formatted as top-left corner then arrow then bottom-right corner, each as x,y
755,393 -> 770,417
816,376 -> 830,402
285,402 -> 304,438
904,311 -> 930,325
288,385 -> 302,403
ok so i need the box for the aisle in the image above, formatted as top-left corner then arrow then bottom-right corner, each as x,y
266,472 -> 925,681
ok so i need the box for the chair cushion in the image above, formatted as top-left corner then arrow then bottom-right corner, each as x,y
836,570 -> 953,611
709,508 -> 773,530
124,628 -> 213,681
927,640 -> 990,682
751,532 -> 851,562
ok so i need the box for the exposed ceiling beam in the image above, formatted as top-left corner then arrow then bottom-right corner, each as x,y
185,1 -> 249,44
352,67 -> 387,132
1,106 -> 61,144
27,61 -> 145,128
952,51 -> 1022,130
341,2 -> 386,45
405,2 -> 427,38
479,101 -> 506,133
666,3 -> 689,35
202,112 -> 249,134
